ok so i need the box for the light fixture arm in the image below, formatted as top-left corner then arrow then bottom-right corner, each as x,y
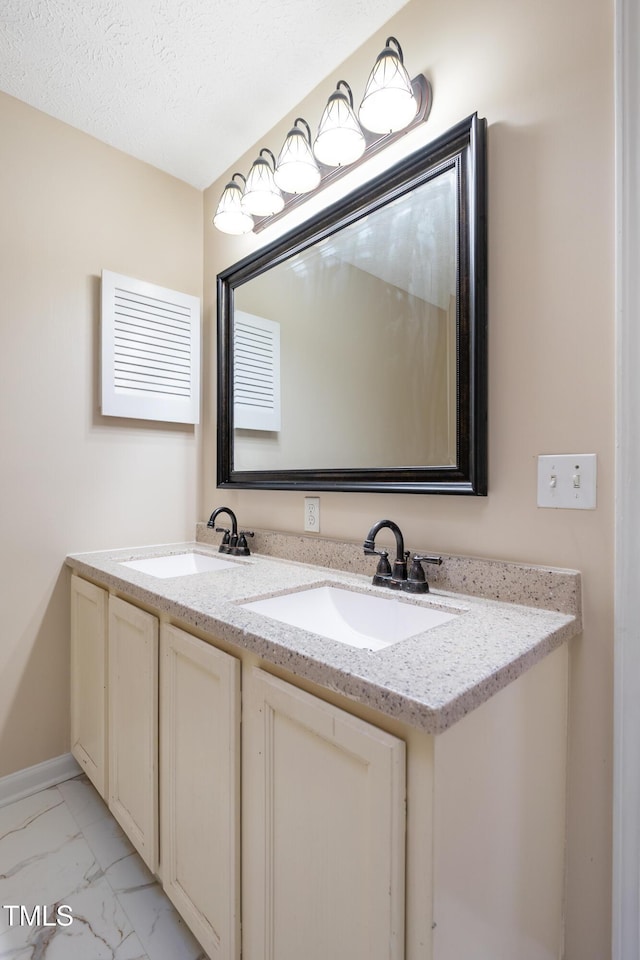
336,80 -> 354,106
385,36 -> 404,61
293,118 -> 313,144
259,148 -> 277,170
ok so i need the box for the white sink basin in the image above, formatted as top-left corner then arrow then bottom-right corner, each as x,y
120,552 -> 238,578
241,585 -> 457,651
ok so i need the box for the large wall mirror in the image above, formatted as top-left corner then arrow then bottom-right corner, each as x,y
217,113 -> 487,494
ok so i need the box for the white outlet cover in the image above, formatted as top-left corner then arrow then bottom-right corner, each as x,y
304,497 -> 320,532
537,454 -> 597,509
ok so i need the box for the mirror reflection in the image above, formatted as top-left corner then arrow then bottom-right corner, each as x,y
233,168 -> 457,472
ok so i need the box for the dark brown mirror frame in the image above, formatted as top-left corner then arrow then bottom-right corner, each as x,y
217,113 -> 487,495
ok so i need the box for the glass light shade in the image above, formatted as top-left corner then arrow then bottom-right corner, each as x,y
358,37 -> 417,134
274,121 -> 321,194
241,154 -> 284,217
213,177 -> 254,234
313,84 -> 366,167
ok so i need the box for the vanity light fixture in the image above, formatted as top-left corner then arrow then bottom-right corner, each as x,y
313,81 -> 366,167
358,36 -> 417,134
241,148 -> 284,217
273,118 -> 322,195
213,173 -> 254,235
211,36 -> 431,235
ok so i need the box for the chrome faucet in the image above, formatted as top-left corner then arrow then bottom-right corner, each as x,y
363,519 -> 442,594
207,506 -> 254,556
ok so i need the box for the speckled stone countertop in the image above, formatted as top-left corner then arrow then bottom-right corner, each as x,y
66,538 -> 581,734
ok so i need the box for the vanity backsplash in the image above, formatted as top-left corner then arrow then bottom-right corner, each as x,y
195,523 -> 581,622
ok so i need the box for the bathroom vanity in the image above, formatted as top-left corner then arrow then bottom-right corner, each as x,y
66,529 -> 580,960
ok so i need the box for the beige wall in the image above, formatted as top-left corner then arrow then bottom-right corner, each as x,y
0,92 -> 203,778
203,1 -> 614,957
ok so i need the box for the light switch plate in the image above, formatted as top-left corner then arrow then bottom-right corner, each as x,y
537,454 -> 597,509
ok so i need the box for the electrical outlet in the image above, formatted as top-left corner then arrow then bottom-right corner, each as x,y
304,497 -> 320,532
537,454 -> 597,509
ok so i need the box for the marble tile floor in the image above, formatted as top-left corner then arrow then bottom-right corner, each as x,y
0,775 -> 208,960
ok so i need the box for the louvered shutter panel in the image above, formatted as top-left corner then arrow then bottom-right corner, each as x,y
233,311 -> 281,431
101,270 -> 200,423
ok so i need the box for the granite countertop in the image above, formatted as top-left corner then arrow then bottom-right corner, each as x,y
66,540 -> 581,734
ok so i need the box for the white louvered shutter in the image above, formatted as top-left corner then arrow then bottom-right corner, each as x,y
101,270 -> 201,423
233,311 -> 281,431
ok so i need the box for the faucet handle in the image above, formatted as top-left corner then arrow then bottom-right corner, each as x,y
214,527 -> 231,553
364,543 -> 384,556
233,530 -> 255,556
368,548 -> 392,584
405,554 -> 442,594
412,554 -> 442,567
363,546 -> 392,578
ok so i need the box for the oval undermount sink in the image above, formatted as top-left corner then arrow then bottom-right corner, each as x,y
241,584 -> 457,651
120,552 -> 239,578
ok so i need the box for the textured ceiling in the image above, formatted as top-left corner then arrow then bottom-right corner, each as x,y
0,0 -> 411,189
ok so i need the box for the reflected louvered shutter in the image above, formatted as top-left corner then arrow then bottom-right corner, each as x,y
101,270 -> 200,423
233,311 -> 281,431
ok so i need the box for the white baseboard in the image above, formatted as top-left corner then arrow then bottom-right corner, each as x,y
0,753 -> 82,809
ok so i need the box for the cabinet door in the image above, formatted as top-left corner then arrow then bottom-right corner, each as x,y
243,667 -> 406,960
70,576 -> 108,798
160,624 -> 241,960
108,596 -> 158,872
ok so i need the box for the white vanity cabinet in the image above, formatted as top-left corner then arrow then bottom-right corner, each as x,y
69,569 -> 570,960
159,623 -> 241,960
107,595 -> 159,872
70,575 -> 108,798
69,577 -> 408,960
72,583 -> 242,957
242,667 -> 406,960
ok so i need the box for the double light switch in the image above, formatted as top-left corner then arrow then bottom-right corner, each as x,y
537,454 -> 597,509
